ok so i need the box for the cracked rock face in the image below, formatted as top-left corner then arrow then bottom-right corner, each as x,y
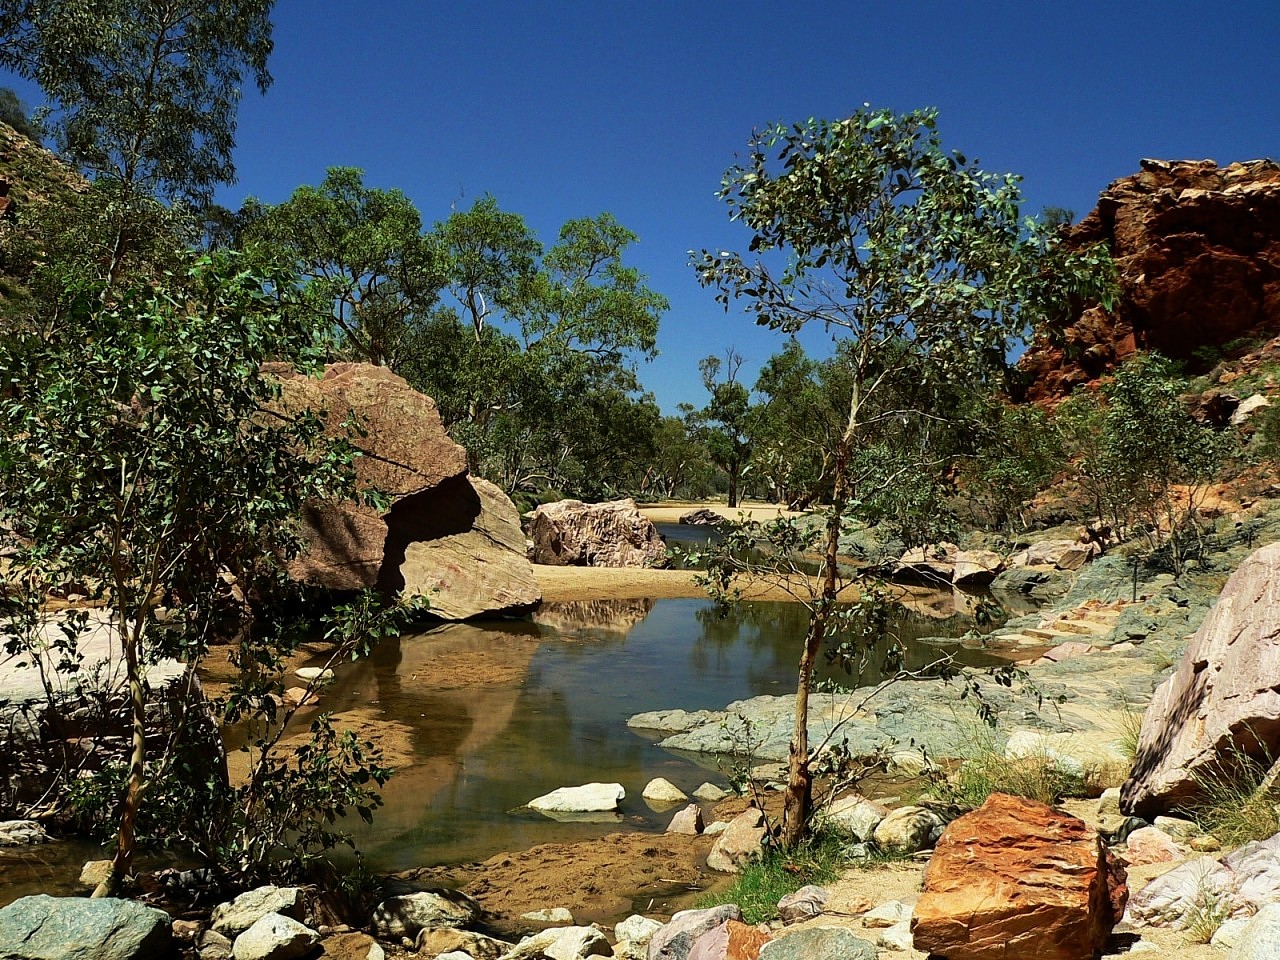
527,498 -> 667,568
1019,158 -> 1280,402
271,363 -> 539,619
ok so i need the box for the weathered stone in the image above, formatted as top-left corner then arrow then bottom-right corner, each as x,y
877,920 -> 913,951
687,919 -> 771,960
1232,394 -> 1272,426
912,794 -> 1127,960
415,927 -> 508,960
776,885 -> 828,923
499,925 -> 610,960
693,783 -> 729,802
679,509 -> 728,527
369,890 -> 480,939
894,542 -> 957,584
648,905 -> 743,960
820,795 -> 886,842
1126,835 -> 1280,927
862,899 -> 912,928
0,895 -> 171,960
643,777 -> 689,804
1123,542 -> 1280,817
211,886 -> 305,938
528,498 -> 666,568
615,914 -> 663,956
521,907 -> 574,924
757,926 -> 876,960
76,859 -> 112,891
1004,728 -> 1129,780
1227,901 -> 1280,959
0,819 -> 48,846
1019,159 -> 1280,403
886,749 -> 933,777
1152,815 -> 1200,839
1124,826 -> 1182,865
667,803 -> 704,835
1210,915 -> 1250,949
231,913 -> 318,960
397,476 -> 541,619
294,666 -> 333,683
872,805 -> 943,854
199,929 -> 234,960
706,807 -> 768,873
952,550 -> 1004,586
527,782 -> 625,813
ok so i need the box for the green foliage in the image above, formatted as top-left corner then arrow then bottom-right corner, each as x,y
693,105 -> 1115,847
0,0 -> 273,205
696,829 -> 847,923
963,401 -> 1064,532
1185,744 -> 1280,848
0,85 -> 41,139
0,252 -> 401,888
693,350 -> 754,507
1058,352 -> 1234,573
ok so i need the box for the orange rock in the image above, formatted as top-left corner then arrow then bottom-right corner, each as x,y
687,919 -> 772,960
911,793 -> 1127,960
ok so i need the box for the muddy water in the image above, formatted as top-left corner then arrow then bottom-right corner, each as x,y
318,596 -> 1004,873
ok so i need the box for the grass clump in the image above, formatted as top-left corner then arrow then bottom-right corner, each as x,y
696,829 -> 848,923
1185,747 -> 1280,847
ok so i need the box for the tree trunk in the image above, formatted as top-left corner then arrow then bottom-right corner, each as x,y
727,466 -> 739,509
93,627 -> 146,898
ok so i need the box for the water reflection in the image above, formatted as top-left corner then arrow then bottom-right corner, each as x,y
533,599 -> 656,639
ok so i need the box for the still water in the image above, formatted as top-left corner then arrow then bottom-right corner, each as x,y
325,595 -> 1004,872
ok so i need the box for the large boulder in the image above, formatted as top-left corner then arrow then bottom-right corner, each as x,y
272,363 -> 539,618
1019,158 -> 1280,402
911,793 -> 1127,960
0,895 -> 172,960
1122,542 -> 1280,817
528,498 -> 667,568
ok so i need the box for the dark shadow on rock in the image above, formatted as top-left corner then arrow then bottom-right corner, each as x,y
376,474 -> 482,595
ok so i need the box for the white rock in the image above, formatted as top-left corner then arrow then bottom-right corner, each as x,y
886,750 -> 933,777
78,859 -> 112,889
1228,902 -> 1280,958
294,666 -> 334,682
877,920 -> 914,951
703,820 -> 730,836
1232,394 -> 1271,426
863,899 -> 913,928
500,924 -> 611,960
212,886 -> 305,937
872,806 -> 943,854
522,907 -> 574,924
0,820 -> 49,846
642,777 -> 689,804
614,914 -> 662,944
693,783 -> 729,801
1212,915 -> 1250,948
821,794 -> 886,842
527,783 -> 625,813
1004,728 -> 1128,778
231,913 -> 318,960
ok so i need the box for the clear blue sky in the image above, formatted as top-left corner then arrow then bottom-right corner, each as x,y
5,1 -> 1278,412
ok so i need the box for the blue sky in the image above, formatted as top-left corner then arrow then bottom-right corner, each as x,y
5,1 -> 1278,412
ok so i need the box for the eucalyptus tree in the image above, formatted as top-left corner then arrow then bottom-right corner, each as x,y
240,166 -> 448,367
0,0 -> 273,288
695,349 -> 755,507
693,107 -> 1115,847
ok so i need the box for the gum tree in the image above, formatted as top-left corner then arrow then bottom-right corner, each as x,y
694,106 -> 1114,847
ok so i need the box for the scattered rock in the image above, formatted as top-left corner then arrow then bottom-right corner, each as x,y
1227,901 -> 1280,959
877,921 -> 913,951
707,807 -> 768,873
704,821 -> 730,837
952,550 -> 1004,586
211,887 -> 305,938
820,795 -> 886,842
1211,915 -> 1250,949
415,928 -> 508,960
1124,826 -> 1182,865
1005,728 -> 1129,780
0,819 -> 48,846
319,931 -> 386,960
1123,542 -> 1280,817
643,777 -> 689,804
613,914 -> 662,960
894,542 -> 957,584
693,783 -> 729,802
648,905 -> 743,960
528,498 -> 667,568
886,750 -> 933,777
912,793 -> 1128,960
667,803 -> 704,835
77,859 -> 112,890
527,783 -> 625,813
687,919 -> 771,960
776,885 -> 828,923
1232,394 -> 1272,426
230,913 -> 318,960
1152,815 -> 1200,839
0,894 -> 172,960
369,890 -> 480,940
1125,834 -> 1280,927
862,899 -> 912,928
294,666 -> 333,683
757,926 -> 876,960
520,907 -> 574,925
499,925 -> 610,960
679,509 -> 728,527
872,805 -> 943,855
199,929 -> 234,960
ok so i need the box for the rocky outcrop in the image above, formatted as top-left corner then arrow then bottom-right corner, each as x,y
527,498 -> 667,568
1020,159 -> 1280,402
0,894 -> 172,960
272,363 -> 539,618
1122,541 -> 1280,817
911,794 -> 1127,960
679,508 -> 729,527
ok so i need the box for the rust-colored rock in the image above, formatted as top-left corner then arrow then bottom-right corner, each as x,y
528,498 -> 667,568
1122,541 -> 1280,817
912,793 -> 1127,960
688,919 -> 771,960
1019,159 -> 1280,402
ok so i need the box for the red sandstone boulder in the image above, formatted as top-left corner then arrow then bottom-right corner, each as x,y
1122,541 -> 1280,817
528,498 -> 667,568
911,793 -> 1127,960
272,363 -> 539,618
687,920 -> 771,960
1019,159 -> 1280,402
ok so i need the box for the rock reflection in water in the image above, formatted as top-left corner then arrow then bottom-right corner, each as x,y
533,598 -> 656,639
